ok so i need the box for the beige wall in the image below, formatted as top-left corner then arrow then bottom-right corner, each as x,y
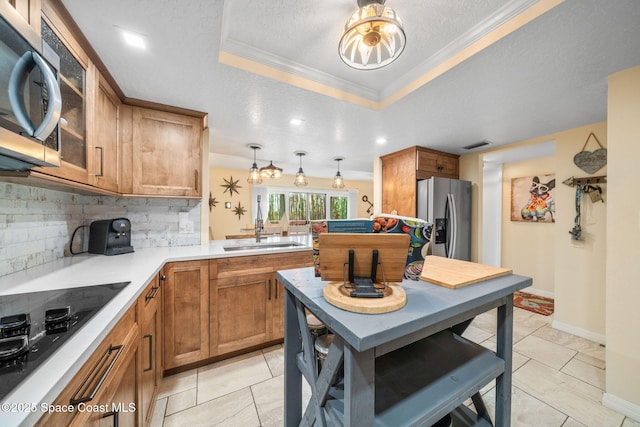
501,158 -> 556,296
605,65 -> 640,410
208,167 -> 373,240
460,121 -> 607,342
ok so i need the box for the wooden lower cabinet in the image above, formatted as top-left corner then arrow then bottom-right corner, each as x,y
162,260 -> 209,370
138,275 -> 163,426
209,252 -> 313,358
72,349 -> 138,427
210,272 -> 273,356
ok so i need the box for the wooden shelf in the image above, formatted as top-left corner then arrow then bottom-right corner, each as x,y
322,330 -> 503,426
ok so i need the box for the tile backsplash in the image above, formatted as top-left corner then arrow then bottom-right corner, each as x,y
0,182 -> 201,277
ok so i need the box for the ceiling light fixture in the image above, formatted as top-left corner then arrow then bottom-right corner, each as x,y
294,151 -> 308,187
332,157 -> 346,189
290,118 -> 303,126
247,144 -> 263,184
119,28 -> 147,49
260,160 -> 283,179
338,0 -> 406,70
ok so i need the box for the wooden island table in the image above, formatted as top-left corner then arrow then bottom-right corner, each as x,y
278,266 -> 532,427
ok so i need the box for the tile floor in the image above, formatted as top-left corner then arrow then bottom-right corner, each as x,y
151,307 -> 639,427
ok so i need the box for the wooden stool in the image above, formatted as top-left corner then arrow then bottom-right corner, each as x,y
306,312 -> 326,337
313,333 -> 334,370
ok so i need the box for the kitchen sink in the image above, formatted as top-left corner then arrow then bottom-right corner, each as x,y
222,242 -> 305,251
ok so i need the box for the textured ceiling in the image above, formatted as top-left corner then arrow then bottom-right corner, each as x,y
60,0 -> 640,181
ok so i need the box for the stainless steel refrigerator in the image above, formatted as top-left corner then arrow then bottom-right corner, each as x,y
417,177 -> 472,261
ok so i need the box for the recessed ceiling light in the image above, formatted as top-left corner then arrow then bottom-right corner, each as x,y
290,118 -> 303,126
119,28 -> 146,49
376,137 -> 387,144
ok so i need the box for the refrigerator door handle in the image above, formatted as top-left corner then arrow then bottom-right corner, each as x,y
444,194 -> 450,257
448,193 -> 458,259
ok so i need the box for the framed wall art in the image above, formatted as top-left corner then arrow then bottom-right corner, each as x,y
511,174 -> 556,223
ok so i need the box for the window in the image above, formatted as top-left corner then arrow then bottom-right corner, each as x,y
330,196 -> 348,219
288,193 -> 308,221
260,188 -> 355,224
268,193 -> 285,222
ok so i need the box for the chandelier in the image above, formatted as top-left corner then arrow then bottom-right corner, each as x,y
332,157 -> 346,189
247,144 -> 263,184
260,160 -> 283,179
294,151 -> 308,187
338,0 -> 406,70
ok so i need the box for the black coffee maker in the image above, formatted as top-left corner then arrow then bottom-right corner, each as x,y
88,218 -> 134,255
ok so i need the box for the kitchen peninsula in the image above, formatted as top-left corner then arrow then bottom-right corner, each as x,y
0,235 -> 312,427
279,266 -> 532,427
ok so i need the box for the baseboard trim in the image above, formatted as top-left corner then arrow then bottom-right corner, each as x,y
603,393 -> 640,422
551,320 -> 606,345
520,287 -> 554,299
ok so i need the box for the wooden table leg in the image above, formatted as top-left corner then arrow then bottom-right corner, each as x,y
495,298 -> 514,427
344,344 -> 375,427
284,290 -> 302,427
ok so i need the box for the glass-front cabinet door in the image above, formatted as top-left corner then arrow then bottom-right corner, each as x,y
36,16 -> 89,183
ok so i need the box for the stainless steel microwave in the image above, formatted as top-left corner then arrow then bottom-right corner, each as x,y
0,14 -> 62,171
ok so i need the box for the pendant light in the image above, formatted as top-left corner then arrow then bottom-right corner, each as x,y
338,0 -> 406,70
294,151 -> 308,187
332,157 -> 346,189
247,144 -> 263,184
260,160 -> 283,179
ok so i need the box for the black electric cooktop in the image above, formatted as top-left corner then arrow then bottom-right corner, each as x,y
0,282 -> 130,402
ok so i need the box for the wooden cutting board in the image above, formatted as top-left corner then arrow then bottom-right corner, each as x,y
420,256 -> 512,289
323,281 -> 406,314
318,233 -> 410,282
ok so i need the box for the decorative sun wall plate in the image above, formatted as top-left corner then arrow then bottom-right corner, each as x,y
574,132 -> 607,174
233,202 -> 246,219
221,176 -> 242,196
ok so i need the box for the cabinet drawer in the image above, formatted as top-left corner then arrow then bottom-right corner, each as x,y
212,251 -> 313,278
35,306 -> 137,426
140,275 -> 161,323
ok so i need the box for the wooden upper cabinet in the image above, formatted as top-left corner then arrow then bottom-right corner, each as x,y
1,0 -> 41,43
87,70 -> 120,192
381,146 -> 459,217
416,148 -> 459,180
129,107 -> 203,197
381,147 -> 418,217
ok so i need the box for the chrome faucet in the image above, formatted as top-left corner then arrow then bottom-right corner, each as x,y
255,195 -> 264,243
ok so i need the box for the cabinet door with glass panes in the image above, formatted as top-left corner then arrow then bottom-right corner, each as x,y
33,16 -> 89,183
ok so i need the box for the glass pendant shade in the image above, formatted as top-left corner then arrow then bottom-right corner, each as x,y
260,161 -> 283,179
247,145 -> 263,184
294,151 -> 308,187
332,157 -> 346,189
339,0 -> 406,70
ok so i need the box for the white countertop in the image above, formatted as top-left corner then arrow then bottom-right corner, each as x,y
0,235 -> 312,427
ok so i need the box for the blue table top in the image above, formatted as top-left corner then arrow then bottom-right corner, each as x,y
277,267 -> 532,352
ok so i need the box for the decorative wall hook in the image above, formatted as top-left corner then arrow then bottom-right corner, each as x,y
562,175 -> 607,187
362,195 -> 374,214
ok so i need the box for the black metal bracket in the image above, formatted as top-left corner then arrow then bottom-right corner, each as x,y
343,249 -> 386,298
